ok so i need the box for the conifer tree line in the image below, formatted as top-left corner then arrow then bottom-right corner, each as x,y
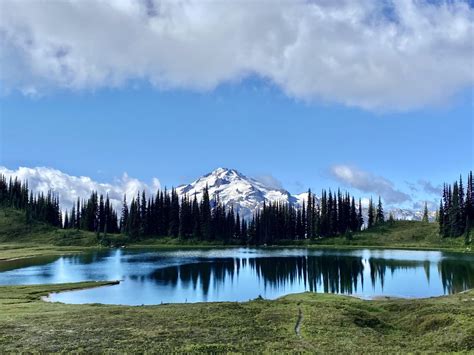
114,187 -> 243,242
1,173 -> 392,244
63,192 -> 120,235
438,171 -> 473,238
248,189 -> 372,244
0,175 -> 62,227
92,187 -> 371,243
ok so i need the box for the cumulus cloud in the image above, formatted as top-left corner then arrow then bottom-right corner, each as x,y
330,164 -> 411,204
405,181 -> 419,192
417,179 -> 442,195
0,166 -> 161,212
413,199 -> 438,211
0,0 -> 472,110
253,174 -> 284,190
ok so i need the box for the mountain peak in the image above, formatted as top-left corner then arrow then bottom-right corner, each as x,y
208,167 -> 243,179
176,167 -> 428,222
177,167 -> 296,219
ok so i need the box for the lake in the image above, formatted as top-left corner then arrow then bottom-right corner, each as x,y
0,248 -> 473,305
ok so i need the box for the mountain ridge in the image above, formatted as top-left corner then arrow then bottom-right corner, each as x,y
176,167 -> 431,221
176,167 -> 300,219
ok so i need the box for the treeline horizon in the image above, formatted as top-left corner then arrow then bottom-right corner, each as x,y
0,173 -> 377,243
62,186 -> 378,244
1,171 -> 472,244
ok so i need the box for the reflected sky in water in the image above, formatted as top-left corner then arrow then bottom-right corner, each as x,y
0,248 -> 472,305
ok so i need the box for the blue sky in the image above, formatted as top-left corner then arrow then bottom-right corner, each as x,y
2,79 -> 472,205
0,0 -> 473,209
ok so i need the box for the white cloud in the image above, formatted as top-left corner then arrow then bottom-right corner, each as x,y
330,164 -> 411,204
417,179 -> 443,195
0,0 -> 472,110
253,174 -> 284,190
360,197 -> 371,209
0,166 -> 160,212
413,199 -> 438,211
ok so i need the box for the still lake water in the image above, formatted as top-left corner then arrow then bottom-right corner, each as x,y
0,248 -> 473,305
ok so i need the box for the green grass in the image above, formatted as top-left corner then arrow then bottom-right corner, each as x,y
308,220 -> 472,253
0,209 -> 107,260
0,282 -> 472,352
0,208 -> 100,246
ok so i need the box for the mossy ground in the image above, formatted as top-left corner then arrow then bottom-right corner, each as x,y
0,282 -> 472,352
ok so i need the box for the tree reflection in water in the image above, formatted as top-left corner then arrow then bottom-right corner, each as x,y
143,254 -> 474,297
438,258 -> 474,294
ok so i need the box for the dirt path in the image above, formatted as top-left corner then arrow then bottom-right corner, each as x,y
294,307 -> 303,337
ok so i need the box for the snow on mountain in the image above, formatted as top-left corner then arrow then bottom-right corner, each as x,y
176,167 -> 299,219
293,192 -> 310,207
387,208 -> 437,222
1,165 -> 432,222
176,168 -> 431,222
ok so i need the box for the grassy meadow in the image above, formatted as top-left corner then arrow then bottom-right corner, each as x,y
0,282 -> 472,352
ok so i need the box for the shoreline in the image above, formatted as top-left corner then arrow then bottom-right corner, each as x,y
40,280 -> 121,303
0,242 -> 472,263
38,281 -> 472,306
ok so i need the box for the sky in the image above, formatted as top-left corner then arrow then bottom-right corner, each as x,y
0,0 -> 473,211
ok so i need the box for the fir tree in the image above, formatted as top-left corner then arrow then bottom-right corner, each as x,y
200,185 -> 211,239
438,199 -> 444,236
422,202 -> 429,223
388,212 -> 395,224
375,196 -> 384,225
358,198 -> 364,231
192,193 -> 201,239
120,195 -> 129,234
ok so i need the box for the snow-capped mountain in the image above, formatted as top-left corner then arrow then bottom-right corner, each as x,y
388,208 -> 436,222
176,168 -> 301,219
1,165 -> 432,222
177,167 -> 431,222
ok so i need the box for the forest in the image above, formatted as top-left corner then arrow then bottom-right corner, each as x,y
1,171 -> 472,245
439,171 -> 473,240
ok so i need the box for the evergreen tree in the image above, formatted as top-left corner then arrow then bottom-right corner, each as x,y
368,197 -> 375,229
76,198 -> 81,229
192,193 -> 201,239
306,189 -> 313,238
349,196 -> 357,232
422,202 -> 429,223
63,210 -> 69,229
375,196 -> 384,225
120,195 -> 129,234
168,189 -> 180,238
438,199 -> 444,236
438,172 -> 472,238
358,198 -> 364,231
467,171 -> 474,221
388,212 -> 395,224
200,185 -> 211,239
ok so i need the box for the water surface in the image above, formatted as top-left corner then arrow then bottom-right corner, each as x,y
0,248 -> 472,305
